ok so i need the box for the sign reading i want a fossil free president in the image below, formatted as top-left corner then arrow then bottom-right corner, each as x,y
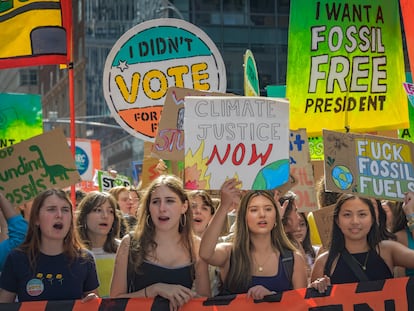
0,129 -> 81,206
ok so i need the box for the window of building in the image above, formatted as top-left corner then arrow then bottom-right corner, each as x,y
19,69 -> 38,86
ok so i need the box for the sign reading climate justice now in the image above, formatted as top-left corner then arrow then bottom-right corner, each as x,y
184,96 -> 290,190
323,130 -> 414,201
103,18 -> 226,142
286,0 -> 408,136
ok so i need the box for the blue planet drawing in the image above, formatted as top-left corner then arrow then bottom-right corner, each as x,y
332,165 -> 353,190
252,159 -> 289,190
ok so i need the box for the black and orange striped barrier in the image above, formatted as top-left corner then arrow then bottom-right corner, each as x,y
1,276 -> 413,311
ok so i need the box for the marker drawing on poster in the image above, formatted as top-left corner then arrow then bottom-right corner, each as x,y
184,96 -> 290,190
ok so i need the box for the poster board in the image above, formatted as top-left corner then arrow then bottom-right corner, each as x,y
184,96 -> 290,190
96,170 -> 132,192
312,204 -> 335,248
0,93 -> 43,148
289,129 -> 317,212
0,129 -> 81,206
244,49 -> 260,96
287,0 -> 408,136
323,129 -> 414,201
152,87 -> 230,161
103,18 -> 226,142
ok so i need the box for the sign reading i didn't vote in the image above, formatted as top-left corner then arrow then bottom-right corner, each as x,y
103,18 -> 227,142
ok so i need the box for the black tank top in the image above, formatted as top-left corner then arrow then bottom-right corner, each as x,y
331,249 -> 393,284
127,261 -> 194,292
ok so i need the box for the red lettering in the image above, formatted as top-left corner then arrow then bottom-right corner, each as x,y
232,143 -> 245,165
206,144 -> 231,165
207,144 -> 273,166
248,144 -> 272,165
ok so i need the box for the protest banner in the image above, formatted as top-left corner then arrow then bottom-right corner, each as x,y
184,96 -> 289,190
2,277 -> 413,311
0,0 -> 72,69
103,18 -> 226,142
289,129 -> 317,212
287,0 -> 408,136
323,129 -> 414,201
0,129 -> 80,206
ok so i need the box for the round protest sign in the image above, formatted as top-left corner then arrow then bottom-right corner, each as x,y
103,18 -> 227,142
243,49 -> 259,96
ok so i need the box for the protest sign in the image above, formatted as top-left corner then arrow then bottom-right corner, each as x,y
96,170 -> 132,192
287,0 -> 408,136
244,49 -> 259,96
103,18 -> 226,142
289,129 -> 317,212
313,204 -> 335,248
0,93 -> 43,148
152,87 -> 230,161
0,129 -> 80,206
184,96 -> 289,190
323,129 -> 414,200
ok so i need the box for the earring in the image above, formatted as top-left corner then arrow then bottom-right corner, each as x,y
146,215 -> 151,226
180,214 -> 187,227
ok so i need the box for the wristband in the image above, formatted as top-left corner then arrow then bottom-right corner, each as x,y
144,287 -> 147,297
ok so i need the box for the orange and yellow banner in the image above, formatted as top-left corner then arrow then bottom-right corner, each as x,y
0,0 -> 72,69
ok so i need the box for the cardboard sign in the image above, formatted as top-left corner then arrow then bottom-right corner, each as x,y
289,129 -> 317,212
103,18 -> 226,142
184,96 -> 290,190
152,87 -> 230,161
96,170 -> 132,192
140,142 -> 184,189
286,0 -> 408,136
312,204 -> 335,248
323,129 -> 414,201
244,49 -> 259,96
0,129 -> 81,206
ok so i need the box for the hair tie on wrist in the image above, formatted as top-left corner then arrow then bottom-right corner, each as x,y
144,287 -> 147,298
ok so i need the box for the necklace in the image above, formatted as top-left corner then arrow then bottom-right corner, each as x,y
252,251 -> 273,272
351,251 -> 369,271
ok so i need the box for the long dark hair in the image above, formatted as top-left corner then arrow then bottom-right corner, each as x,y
374,199 -> 396,241
298,212 -> 316,260
76,191 -> 120,253
324,194 -> 381,276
